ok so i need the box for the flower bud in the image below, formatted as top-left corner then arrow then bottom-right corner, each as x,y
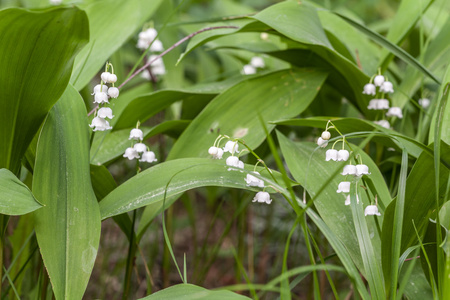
321,131 -> 331,140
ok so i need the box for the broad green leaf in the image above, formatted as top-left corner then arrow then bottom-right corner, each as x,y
277,132 -> 390,273
0,7 -> 89,175
99,158 -> 294,220
33,85 -> 101,300
378,0 -> 433,68
252,2 -> 370,111
168,68 -> 327,160
381,142 -> 450,293
391,18 -> 450,109
70,0 -> 163,90
336,12 -> 441,84
91,121 -> 190,166
113,90 -> 215,130
138,283 -> 250,300
0,169 -> 42,215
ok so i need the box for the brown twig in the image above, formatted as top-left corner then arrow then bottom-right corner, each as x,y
88,25 -> 239,116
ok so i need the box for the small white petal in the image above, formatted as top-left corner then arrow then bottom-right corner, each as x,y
377,99 -> 390,110
418,98 -> 430,109
363,83 -> 376,96
89,117 -> 112,131
97,107 -> 114,119
337,150 -> 349,161
321,131 -> 331,140
252,191 -> 272,204
374,75 -> 385,87
223,141 -> 239,154
326,149 -> 338,161
108,87 -> 119,98
129,128 -> 144,140
140,151 -> 157,163
342,165 -> 357,175
317,137 -> 328,148
123,147 -> 140,160
134,143 -> 147,153
355,164 -> 370,176
364,205 -> 381,216
250,57 -> 265,68
226,156 -> 239,167
380,81 -> 394,93
242,65 -> 256,75
336,181 -> 351,193
94,92 -> 109,104
106,73 -> 117,84
101,72 -> 111,83
386,107 -> 403,118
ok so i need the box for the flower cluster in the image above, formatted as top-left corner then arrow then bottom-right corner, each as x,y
89,63 -> 119,131
123,124 -> 157,163
363,73 -> 403,129
242,57 -> 265,75
318,121 -> 381,216
136,26 -> 166,78
208,135 -> 272,204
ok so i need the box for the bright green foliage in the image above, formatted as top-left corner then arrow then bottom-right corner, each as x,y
0,169 -> 42,215
138,283 -> 251,300
33,85 -> 101,300
0,7 -> 89,175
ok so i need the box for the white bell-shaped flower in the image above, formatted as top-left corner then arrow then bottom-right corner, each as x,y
252,191 -> 272,204
93,84 -> 108,95
342,165 -> 357,175
377,99 -> 390,110
94,92 -> 109,104
139,28 -> 157,42
242,64 -> 256,75
337,150 -> 349,161
208,147 -> 223,159
418,98 -> 430,109
336,181 -> 351,193
137,39 -> 150,50
223,141 -> 239,154
317,137 -> 328,148
326,149 -> 338,161
363,83 -> 376,96
226,156 -> 240,167
250,57 -> 265,68
374,75 -> 385,87
129,128 -> 144,140
386,107 -> 403,118
108,87 -> 119,98
321,131 -> 331,140
97,107 -> 114,119
106,73 -> 117,84
134,143 -> 147,153
89,117 -> 112,131
367,99 -> 379,110
345,194 -> 359,206
140,151 -> 157,163
149,55 -> 166,75
245,171 -> 264,188
380,81 -> 394,93
101,72 -> 111,82
356,164 -> 370,176
364,205 -> 381,216
150,40 -> 164,52
374,120 -> 390,129
123,147 -> 140,160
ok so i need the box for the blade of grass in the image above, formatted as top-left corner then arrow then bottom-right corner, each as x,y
389,149 -> 409,299
435,83 -> 450,298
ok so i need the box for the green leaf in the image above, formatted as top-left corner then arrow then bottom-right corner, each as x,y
276,132 -> 390,272
99,158 -> 294,220
32,85 -> 101,300
0,7 -> 89,175
138,283 -> 251,300
429,67 -> 450,145
335,12 -> 441,84
0,169 -> 42,215
252,2 -> 370,111
70,0 -> 163,90
167,68 -> 327,160
378,0 -> 433,69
